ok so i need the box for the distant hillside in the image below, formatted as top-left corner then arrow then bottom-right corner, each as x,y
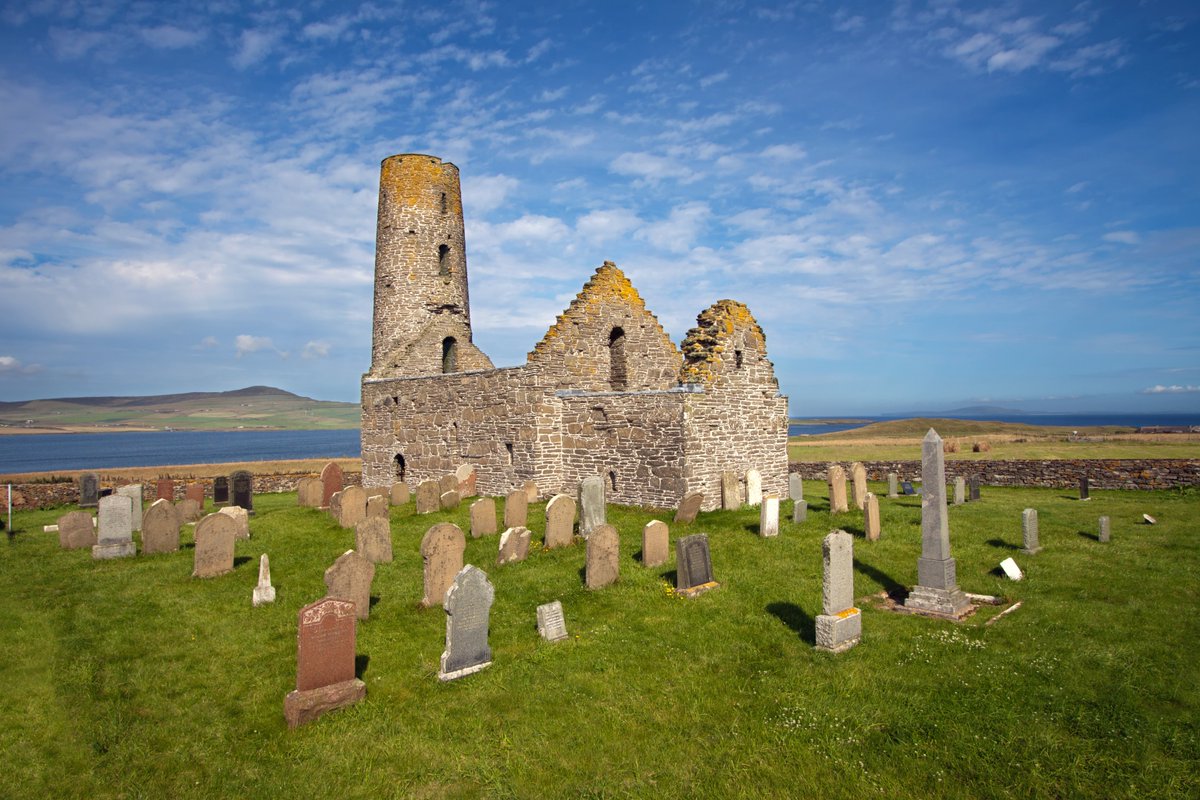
0,386 -> 359,433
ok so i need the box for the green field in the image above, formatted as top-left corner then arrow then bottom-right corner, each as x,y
2,484 -> 1197,798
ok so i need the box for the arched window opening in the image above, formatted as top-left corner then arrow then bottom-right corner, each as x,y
608,326 -> 627,391
437,244 -> 450,276
442,336 -> 458,373
609,470 -> 618,492
440,193 -> 448,214
393,454 -> 406,481
735,349 -> 743,369
505,442 -> 514,465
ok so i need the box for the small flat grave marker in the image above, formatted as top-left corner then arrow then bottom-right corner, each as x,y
537,600 -> 568,642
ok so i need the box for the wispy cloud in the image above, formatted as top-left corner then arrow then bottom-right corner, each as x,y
1142,385 -> 1200,394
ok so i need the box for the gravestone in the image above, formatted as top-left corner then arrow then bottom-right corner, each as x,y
585,523 -> 619,589
175,498 -> 202,523
366,494 -> 388,519
355,516 -> 393,564
523,480 -> 538,503
185,482 -> 206,506
887,472 -> 899,498
503,489 -> 527,528
953,477 -> 965,506
470,497 -> 498,539
253,553 -> 276,607
192,513 -> 236,577
1000,557 -> 1023,581
93,494 -> 136,560
828,465 -> 849,514
456,464 -> 477,498
642,520 -> 669,567
720,470 -> 740,510
969,476 -> 980,502
320,462 -> 344,507
788,473 -> 804,502
579,476 -> 607,537
745,469 -> 763,506
439,489 -> 460,510
420,523 -> 466,608
901,481 -> 916,496
864,492 -> 881,541
57,510 -> 97,550
141,498 -> 181,554
79,472 -> 99,508
1079,476 -> 1090,501
324,549 -> 375,621
674,491 -> 703,524
297,477 -> 323,508
676,533 -> 718,596
230,471 -> 253,514
851,462 -> 868,510
1021,508 -> 1041,554
536,601 -> 568,642
792,499 -> 808,524
496,526 -> 531,566
904,430 -> 971,618
116,485 -> 143,532
438,565 -> 495,681
335,485 -> 367,528
815,530 -> 861,653
1098,516 -> 1111,543
212,476 -> 230,506
219,505 -> 250,540
543,494 -> 575,549
390,482 -> 410,506
439,474 -> 458,496
415,480 -> 441,514
759,495 -> 779,537
283,597 -> 365,728
156,479 -> 175,502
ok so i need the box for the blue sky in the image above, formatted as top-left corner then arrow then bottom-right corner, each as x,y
0,1 -> 1197,416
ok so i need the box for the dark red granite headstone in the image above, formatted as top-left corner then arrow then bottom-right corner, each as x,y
320,462 -> 344,508
185,483 -> 206,505
156,479 -> 175,502
296,597 -> 357,691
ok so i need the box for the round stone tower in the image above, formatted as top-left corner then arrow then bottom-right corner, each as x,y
368,153 -> 491,378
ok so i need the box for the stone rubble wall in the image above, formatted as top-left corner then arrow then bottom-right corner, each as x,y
789,459 -> 1200,490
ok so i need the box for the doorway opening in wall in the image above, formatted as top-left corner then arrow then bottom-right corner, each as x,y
393,454 -> 406,482
442,337 -> 457,373
608,327 -> 627,391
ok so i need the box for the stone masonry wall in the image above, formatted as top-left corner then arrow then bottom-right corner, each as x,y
790,459 -> 1200,490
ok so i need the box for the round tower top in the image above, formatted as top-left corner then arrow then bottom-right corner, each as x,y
379,154 -> 461,213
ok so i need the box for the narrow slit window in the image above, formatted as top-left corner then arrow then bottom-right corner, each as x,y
438,244 -> 450,276
735,349 -> 743,369
442,337 -> 458,373
608,327 -> 627,390
505,443 -> 514,465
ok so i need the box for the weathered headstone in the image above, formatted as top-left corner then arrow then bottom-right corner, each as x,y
745,469 -> 763,507
1098,516 -> 1111,543
864,492 -> 881,541
585,523 -> 619,589
439,474 -> 458,496
335,485 -> 367,528
415,480 -> 441,514
969,476 -> 980,502
901,481 -> 916,496
674,491 -> 703,524
642,519 -> 669,567
1000,557 -> 1023,581
1079,476 -> 1090,501
230,470 -> 253,514
175,498 -> 202,523
320,462 -> 344,508
887,472 -> 899,498
438,565 -> 494,681
455,464 -> 477,498
141,498 -> 181,554
297,477 -> 323,508
218,504 -> 251,540
57,510 -> 96,550
828,465 -> 849,514
324,550 -> 375,621
523,480 -> 538,503
536,600 -> 568,642
116,485 -> 143,532
439,489 -> 460,510
788,473 -> 804,502
759,494 -> 779,538
1021,508 -> 1041,554
79,472 -> 99,508
185,482 -> 206,506
543,494 -> 575,548
420,523 -> 466,608
366,494 -> 388,519
212,476 -> 229,506
720,470 -> 740,510
355,516 -> 393,564
390,482 -> 410,506
676,533 -> 718,596
850,462 -> 867,510
192,513 -> 236,577
253,553 -> 276,607
577,476 -> 608,539
792,499 -> 808,524
93,494 -> 136,560
953,477 -> 966,506
470,497 -> 498,539
504,488 -> 528,528
283,597 -> 365,728
904,430 -> 971,618
156,479 -> 175,502
815,530 -> 861,653
496,526 -> 532,565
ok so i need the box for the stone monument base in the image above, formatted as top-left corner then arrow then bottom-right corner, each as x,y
1020,546 -> 1042,555
253,586 -> 276,606
438,656 -> 491,682
815,608 -> 861,653
92,541 -> 136,560
904,585 -> 972,619
677,580 -> 720,598
284,678 -> 366,729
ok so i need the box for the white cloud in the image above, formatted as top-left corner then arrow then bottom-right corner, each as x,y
761,144 -> 807,161
609,152 -> 698,185
0,355 -> 41,375
1103,231 -> 1140,245
235,335 -> 285,358
232,28 -> 281,69
463,174 -> 520,213
1141,385 -> 1200,394
635,202 -> 711,254
139,25 -> 206,49
576,208 -> 643,243
195,337 -> 219,350
302,341 -> 331,359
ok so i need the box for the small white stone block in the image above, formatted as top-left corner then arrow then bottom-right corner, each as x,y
1000,557 -> 1023,581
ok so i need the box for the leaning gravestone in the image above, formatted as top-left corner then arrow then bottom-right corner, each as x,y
1098,516 -> 1111,543
887,472 -> 899,498
850,462 -> 867,510
156,479 -> 174,502
792,499 -> 808,524
141,498 -> 181,554
674,491 -> 703,524
297,477 -> 323,508
355,517 -> 393,564
94,495 -> 136,560
283,597 -> 365,729
420,523 -> 467,608
864,492 -> 881,541
1000,557 -> 1023,581
440,474 -> 459,496
335,485 -> 367,528
192,513 -> 236,577
415,480 -> 441,514
503,489 -> 527,528
676,533 -> 718,596
543,494 -> 575,548
720,470 -> 741,510
439,489 -> 460,511
219,505 -> 251,540
456,464 -> 477,498
175,498 -> 202,523
116,485 -> 143,532
230,471 -> 253,514
642,520 -> 669,567
324,550 -> 375,621
579,476 -> 606,537
1079,476 -> 1090,501
789,473 -> 804,502
253,553 -> 276,607
438,565 -> 495,681
366,494 -> 388,519
1021,508 -> 1042,554
828,465 -> 849,514
760,495 -> 779,537
537,600 -> 568,642
320,462 -> 344,508
904,430 -> 971,618
815,530 -> 861,653
745,469 -> 763,507
470,497 -> 498,539
79,472 -> 100,508
390,482 -> 410,506
585,523 -> 620,589
57,510 -> 96,550
185,482 -> 206,506
953,477 -> 966,506
212,476 -> 230,506
496,526 -> 532,566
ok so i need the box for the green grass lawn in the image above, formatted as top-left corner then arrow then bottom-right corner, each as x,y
2,483 -> 1197,799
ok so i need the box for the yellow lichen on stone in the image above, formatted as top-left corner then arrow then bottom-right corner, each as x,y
680,299 -> 767,384
380,154 -> 462,214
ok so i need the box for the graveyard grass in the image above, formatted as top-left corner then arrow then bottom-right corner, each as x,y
2,483 -> 1198,799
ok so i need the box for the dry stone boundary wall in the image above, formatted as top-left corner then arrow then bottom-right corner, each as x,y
790,459 -> 1200,491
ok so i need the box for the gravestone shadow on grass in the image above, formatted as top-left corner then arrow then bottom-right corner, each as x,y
841,524 -> 866,538
1077,530 -> 1100,542
659,569 -> 678,586
766,601 -> 815,645
354,654 -> 370,680
988,565 -> 1007,578
233,556 -> 253,568
985,538 -> 1021,551
852,558 -> 905,596
369,595 -> 380,610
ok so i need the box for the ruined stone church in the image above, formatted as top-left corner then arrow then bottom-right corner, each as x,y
361,154 -> 788,510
